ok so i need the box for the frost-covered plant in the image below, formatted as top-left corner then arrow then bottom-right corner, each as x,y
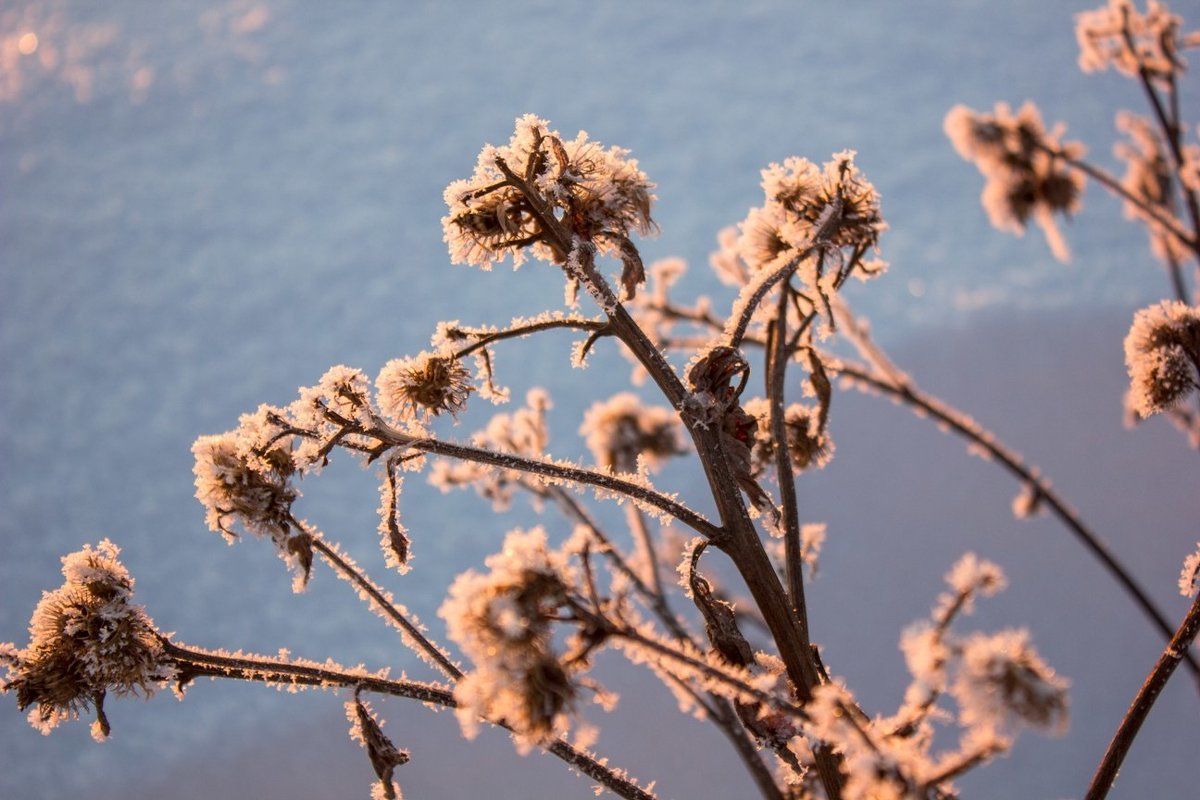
5,4 -> 1200,800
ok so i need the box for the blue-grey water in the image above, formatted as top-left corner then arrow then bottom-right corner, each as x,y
2,1 -> 1197,798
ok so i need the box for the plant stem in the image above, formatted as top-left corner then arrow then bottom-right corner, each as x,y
767,286 -> 810,635
450,316 -> 608,359
306,534 -> 463,681
367,419 -> 722,540
497,146 -> 845,798
162,640 -> 659,800
1085,591 -> 1200,800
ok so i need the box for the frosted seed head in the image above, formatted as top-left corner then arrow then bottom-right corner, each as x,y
1179,543 -> 1200,596
1124,301 -> 1200,417
1076,0 -> 1186,81
191,432 -> 299,543
952,629 -> 1069,735
944,102 -> 1085,261
579,393 -> 685,474
2,542 -> 170,738
376,351 -> 473,422
443,115 -> 655,271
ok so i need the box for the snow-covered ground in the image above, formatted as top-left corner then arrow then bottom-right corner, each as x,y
2,1 -> 1196,797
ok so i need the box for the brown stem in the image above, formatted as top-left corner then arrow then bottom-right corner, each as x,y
162,640 -> 658,800
766,286 -> 810,635
450,317 -> 608,359
542,488 -> 782,798
306,534 -> 462,681
1041,143 -> 1198,255
366,418 -> 722,540
1129,42 -> 1200,263
1085,591 -> 1200,800
603,623 -> 807,718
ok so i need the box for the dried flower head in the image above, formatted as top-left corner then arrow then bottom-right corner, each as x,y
192,431 -> 299,543
1076,0 -> 1186,81
945,102 -> 1085,261
1114,112 -> 1189,263
192,428 -> 317,589
346,693 -> 410,800
1123,300 -> 1200,417
376,351 -> 473,422
952,629 -> 1069,735
737,151 -> 887,279
743,398 -> 834,474
1179,543 -> 1200,596
579,392 -> 685,474
1,541 -> 171,740
439,527 -> 584,751
443,114 -> 655,269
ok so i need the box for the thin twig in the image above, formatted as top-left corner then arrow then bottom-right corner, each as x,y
830,357 -> 1200,684
305,532 -> 463,681
1085,591 -> 1200,800
161,639 -> 658,800
449,316 -> 609,359
766,286 -> 810,637
1041,142 -> 1199,256
365,417 -> 723,540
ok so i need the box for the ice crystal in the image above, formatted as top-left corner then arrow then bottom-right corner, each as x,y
1180,543 -> 1200,596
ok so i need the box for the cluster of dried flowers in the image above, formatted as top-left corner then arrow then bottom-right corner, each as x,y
5,2 -> 1200,799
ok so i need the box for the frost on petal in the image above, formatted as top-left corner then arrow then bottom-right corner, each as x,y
1124,300 -> 1200,418
346,694 -> 410,800
2,541 -> 171,738
377,466 -> 411,574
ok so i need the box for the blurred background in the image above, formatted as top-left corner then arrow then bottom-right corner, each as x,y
2,1 -> 1197,797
